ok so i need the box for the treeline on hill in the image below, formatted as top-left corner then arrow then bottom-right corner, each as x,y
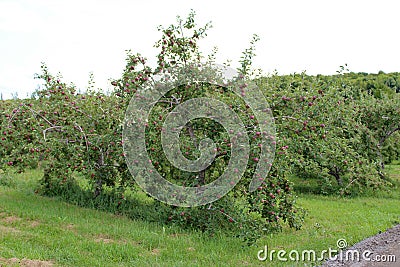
1,11 -> 399,244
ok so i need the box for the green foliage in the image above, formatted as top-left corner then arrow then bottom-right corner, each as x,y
255,71 -> 400,195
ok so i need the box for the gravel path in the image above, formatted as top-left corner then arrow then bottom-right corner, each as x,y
320,224 -> 400,267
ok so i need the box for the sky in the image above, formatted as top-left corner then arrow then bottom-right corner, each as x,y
0,0 -> 399,99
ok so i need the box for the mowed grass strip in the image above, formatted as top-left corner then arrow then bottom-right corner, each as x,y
0,171 -> 256,267
0,166 -> 399,266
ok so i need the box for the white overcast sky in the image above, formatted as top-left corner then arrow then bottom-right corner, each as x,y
0,0 -> 399,99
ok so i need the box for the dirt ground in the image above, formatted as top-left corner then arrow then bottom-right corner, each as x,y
0,258 -> 53,267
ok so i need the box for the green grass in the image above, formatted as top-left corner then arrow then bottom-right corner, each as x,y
386,162 -> 400,183
0,166 -> 399,266
257,195 -> 399,265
